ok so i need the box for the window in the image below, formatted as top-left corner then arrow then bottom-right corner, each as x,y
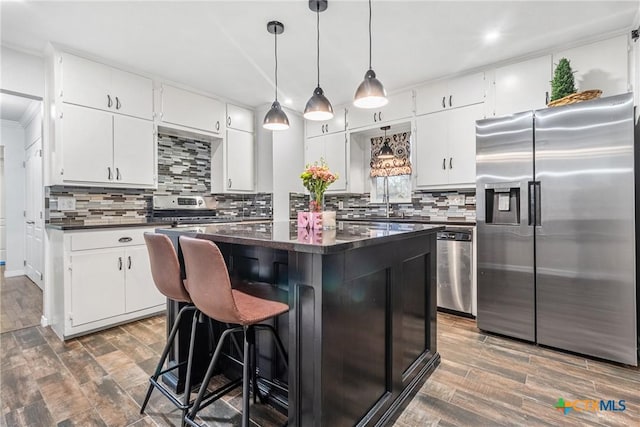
370,175 -> 412,203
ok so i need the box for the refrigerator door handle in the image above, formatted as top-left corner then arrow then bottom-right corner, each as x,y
528,181 -> 541,226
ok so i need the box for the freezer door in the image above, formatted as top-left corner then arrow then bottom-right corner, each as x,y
476,112 -> 535,341
535,93 -> 637,365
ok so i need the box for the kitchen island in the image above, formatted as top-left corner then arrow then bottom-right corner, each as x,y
158,220 -> 442,426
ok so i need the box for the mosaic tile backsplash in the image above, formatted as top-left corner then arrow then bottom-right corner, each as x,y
289,190 -> 476,223
46,133 -> 272,226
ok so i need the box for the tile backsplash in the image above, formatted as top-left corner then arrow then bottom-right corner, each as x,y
46,133 -> 272,226
290,190 -> 476,223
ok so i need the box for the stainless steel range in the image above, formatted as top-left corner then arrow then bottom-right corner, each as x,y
152,195 -> 236,226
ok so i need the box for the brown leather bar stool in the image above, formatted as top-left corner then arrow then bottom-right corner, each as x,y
179,236 -> 289,427
140,232 -> 209,426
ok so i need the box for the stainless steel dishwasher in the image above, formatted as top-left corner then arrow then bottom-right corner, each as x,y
437,227 -> 474,316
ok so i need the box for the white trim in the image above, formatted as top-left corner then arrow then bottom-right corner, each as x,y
19,101 -> 41,128
40,315 -> 49,327
0,119 -> 23,129
4,269 -> 25,278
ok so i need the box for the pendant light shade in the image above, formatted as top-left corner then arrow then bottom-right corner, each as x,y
304,0 -> 334,121
263,21 -> 290,131
377,125 -> 394,159
354,0 -> 387,109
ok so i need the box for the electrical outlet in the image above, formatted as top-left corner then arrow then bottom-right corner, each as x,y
58,196 -> 76,211
338,201 -> 344,210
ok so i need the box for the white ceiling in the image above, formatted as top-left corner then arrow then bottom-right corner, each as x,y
1,1 -> 638,112
0,93 -> 38,123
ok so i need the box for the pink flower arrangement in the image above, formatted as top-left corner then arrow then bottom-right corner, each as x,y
300,159 -> 338,212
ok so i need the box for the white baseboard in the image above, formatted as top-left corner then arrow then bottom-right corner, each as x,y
4,269 -> 25,278
40,315 -> 49,327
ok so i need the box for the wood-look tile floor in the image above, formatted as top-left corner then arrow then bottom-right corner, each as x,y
1,281 -> 639,426
1,271 -> 43,333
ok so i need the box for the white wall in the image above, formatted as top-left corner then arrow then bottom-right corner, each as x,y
1,46 -> 44,98
0,120 -> 25,276
256,105 -> 305,222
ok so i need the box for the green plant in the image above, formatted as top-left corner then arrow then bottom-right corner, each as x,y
550,58 -> 577,102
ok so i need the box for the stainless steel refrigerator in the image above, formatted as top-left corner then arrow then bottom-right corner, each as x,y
476,93 -> 638,366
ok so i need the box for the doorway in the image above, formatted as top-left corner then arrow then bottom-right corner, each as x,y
0,91 -> 44,331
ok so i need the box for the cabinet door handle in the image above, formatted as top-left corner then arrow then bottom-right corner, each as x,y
378,112 -> 382,121
107,94 -> 113,108
127,256 -> 132,270
115,96 -> 121,110
118,237 -> 132,243
325,124 -> 329,133
228,178 -> 232,188
26,221 -> 35,224
449,157 -> 453,169
373,112 -> 377,122
545,91 -> 549,105
442,158 -> 446,170
116,167 -> 121,180
449,95 -> 452,107
216,120 -> 220,131
107,167 -> 112,180
118,257 -> 123,271
442,96 -> 446,108
227,116 -> 231,127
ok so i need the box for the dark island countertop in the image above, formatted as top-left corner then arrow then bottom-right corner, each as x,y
157,220 -> 444,254
45,217 -> 271,231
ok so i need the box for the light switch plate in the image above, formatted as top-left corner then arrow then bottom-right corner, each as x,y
58,196 -> 76,211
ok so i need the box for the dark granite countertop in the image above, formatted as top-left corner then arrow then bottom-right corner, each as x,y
45,217 -> 271,231
158,220 -> 444,254
334,217 -> 475,226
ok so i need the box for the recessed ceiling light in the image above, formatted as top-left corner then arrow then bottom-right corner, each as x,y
485,30 -> 500,43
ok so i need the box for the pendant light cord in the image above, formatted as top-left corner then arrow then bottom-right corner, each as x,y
316,4 -> 320,87
274,26 -> 278,101
368,0 -> 372,70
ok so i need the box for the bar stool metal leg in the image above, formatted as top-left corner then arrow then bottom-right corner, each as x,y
140,304 -> 197,415
180,310 -> 200,426
242,325 -> 251,427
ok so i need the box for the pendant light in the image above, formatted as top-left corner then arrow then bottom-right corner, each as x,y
377,125 -> 394,159
353,0 -> 388,109
304,0 -> 334,121
263,21 -> 290,131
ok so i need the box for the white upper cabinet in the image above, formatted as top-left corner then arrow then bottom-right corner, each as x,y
494,55 -> 552,117
304,132 -> 347,192
416,72 -> 485,115
226,104 -> 254,133
61,53 -> 152,120
415,103 -> 484,188
160,84 -> 225,134
306,106 -> 347,137
226,128 -> 255,191
347,90 -> 414,130
113,115 -> 155,186
553,35 -> 629,97
59,103 -> 155,186
61,104 -> 113,183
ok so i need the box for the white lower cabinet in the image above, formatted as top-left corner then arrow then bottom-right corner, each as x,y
51,227 -> 165,340
415,103 -> 485,188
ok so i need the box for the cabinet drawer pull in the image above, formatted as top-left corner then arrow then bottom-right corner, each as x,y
116,167 -> 121,180
449,157 -> 453,169
442,96 -> 446,108
118,257 -> 123,270
107,94 -> 113,108
127,256 -> 132,270
107,167 -> 112,180
449,95 -> 452,107
442,158 -> 446,170
115,96 -> 121,110
118,237 -> 132,243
